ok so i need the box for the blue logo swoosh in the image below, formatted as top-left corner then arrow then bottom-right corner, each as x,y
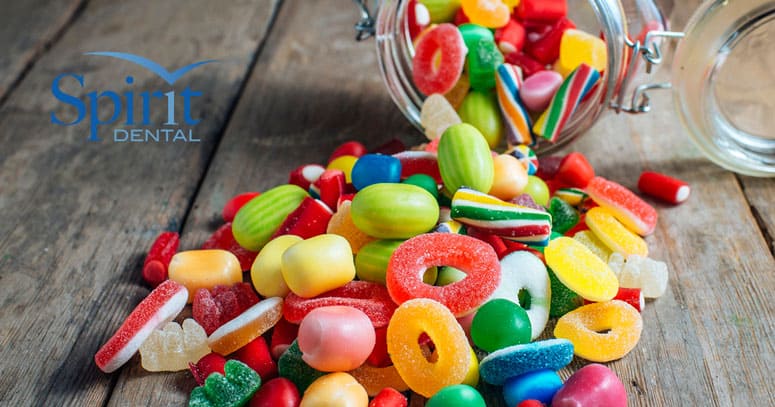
84,51 -> 216,84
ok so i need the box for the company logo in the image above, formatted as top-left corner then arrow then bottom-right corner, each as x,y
50,52 -> 216,142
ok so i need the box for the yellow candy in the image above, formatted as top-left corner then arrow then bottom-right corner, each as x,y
251,235 -> 303,298
462,347 -> 480,387
585,207 -> 648,257
544,237 -> 618,302
554,300 -> 643,362
300,372 -> 369,407
326,200 -> 376,254
348,363 -> 409,396
557,29 -> 608,78
168,250 -> 242,303
327,155 -> 358,183
387,298 -> 470,397
281,234 -> 356,298
461,0 -> 510,28
488,154 -> 528,200
572,230 -> 612,263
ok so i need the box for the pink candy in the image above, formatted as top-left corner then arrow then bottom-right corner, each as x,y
520,70 -> 564,112
297,306 -> 376,372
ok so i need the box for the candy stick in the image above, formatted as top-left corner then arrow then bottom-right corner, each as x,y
637,171 -> 690,204
533,64 -> 600,143
495,63 -> 534,146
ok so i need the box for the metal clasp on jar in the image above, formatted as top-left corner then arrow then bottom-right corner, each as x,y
353,0 -> 379,41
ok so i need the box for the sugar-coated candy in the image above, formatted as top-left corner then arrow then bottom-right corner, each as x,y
349,364 -> 409,396
438,123 -> 494,194
471,299 -> 532,352
327,155 -> 358,183
495,63 -> 533,146
233,336 -> 277,381
300,372 -> 368,407
489,154 -> 528,201
139,318 -> 209,372
551,364 -> 627,407
554,300 -> 643,362
638,170 -> 691,204
289,164 -> 326,191
554,187 -> 587,206
369,387 -> 407,407
479,339 -> 574,385
458,90 -> 504,148
524,18 -> 576,65
496,18 -> 526,54
586,176 -> 658,236
190,353 -> 227,386
202,223 -> 259,271
298,306 -> 375,372
549,197 -> 579,235
402,173 -> 439,200
586,287 -> 644,312
355,240 -> 405,285
503,369 -> 563,406
426,384 -> 486,407
251,235 -> 302,298
351,154 -> 402,191
533,64 -> 600,142
572,230 -> 612,262
386,233 -> 500,316
517,0 -> 567,22
207,297 -> 283,356
421,0 -> 462,23
351,183 -> 439,239
506,144 -> 539,175
189,360 -> 261,407
608,253 -> 669,298
233,184 -> 308,251
460,0 -> 509,28
556,152 -> 594,188
545,237 -> 618,302
393,151 -> 442,183
223,192 -> 261,223
192,284 -> 260,335
326,200 -> 376,253
142,231 -> 180,287
329,141 -> 367,163
168,250 -> 243,303
281,234 -> 355,298
412,23 -> 467,95
278,341 -> 326,393
585,207 -> 648,257
420,94 -> 462,141
271,197 -> 333,240
451,188 -> 552,245
387,299 -> 471,397
249,377 -> 300,407
557,29 -> 607,78
310,169 -> 346,210
284,281 -> 397,328
468,38 -> 504,91
95,280 -> 188,373
520,71 -> 564,113
489,251 -> 550,339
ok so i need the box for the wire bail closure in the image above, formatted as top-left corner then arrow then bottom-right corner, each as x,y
353,0 -> 379,41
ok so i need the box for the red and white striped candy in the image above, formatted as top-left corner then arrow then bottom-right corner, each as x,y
637,171 -> 690,205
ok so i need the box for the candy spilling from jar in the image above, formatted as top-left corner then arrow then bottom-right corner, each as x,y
94,116 -> 689,405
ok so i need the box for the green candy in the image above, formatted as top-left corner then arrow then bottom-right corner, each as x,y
232,184 -> 307,251
457,90 -> 503,148
458,23 -> 494,52
350,183 -> 439,239
548,266 -> 583,318
438,123 -> 494,194
402,173 -> 439,199
471,299 -> 532,352
426,384 -> 486,407
467,39 -> 503,91
523,175 -> 550,207
435,265 -> 467,286
277,340 -> 325,393
549,197 -> 580,235
355,239 -> 404,284
188,360 -> 261,407
420,0 -> 461,23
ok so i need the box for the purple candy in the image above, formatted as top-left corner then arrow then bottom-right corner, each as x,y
520,71 -> 563,113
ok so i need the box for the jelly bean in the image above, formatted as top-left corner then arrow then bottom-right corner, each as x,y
289,164 -> 326,191
586,176 -> 658,236
524,18 -> 576,65
202,223 -> 259,271
471,299 -> 532,352
489,251 -> 550,339
458,90 -> 504,148
517,0 -> 567,22
496,19 -> 526,54
460,0 -> 509,28
271,318 -> 299,360
139,318 -> 209,372
503,369 -> 563,406
520,70 -> 563,112
467,38 -> 504,91
556,152 -> 595,188
506,144 -> 539,175
544,237 -> 618,302
142,231 -> 179,287
548,197 -> 579,235
310,169 -> 345,210
207,297 -> 283,356
572,230 -> 612,262
533,64 -> 600,142
608,253 -> 669,298
233,184 -> 308,251
233,336 -> 277,381
444,73 -> 470,109
505,52 -> 546,78
350,183 -> 439,239
557,29 -> 607,78
479,339 -> 574,385
408,0 -> 431,39
351,154 -> 402,191
551,364 -> 627,407
488,154 -> 528,200
327,200 -> 377,253
387,299 -> 471,397
393,151 -> 442,183
193,283 -> 260,335
349,364 -> 409,396
522,175 -> 550,206
457,23 -> 494,52
272,198 -> 333,240
438,123 -> 494,194
420,94 -> 462,141
585,207 -> 648,257
426,384 -> 486,407
638,170 -> 691,204
298,306 -> 375,372
284,281 -> 398,328
190,353 -> 227,386
554,300 -> 642,362
421,0 -> 462,23
369,387 -> 407,407
223,192 -> 261,223
327,155 -> 358,183
189,360 -> 261,407
495,63 -> 534,146
386,233 -> 500,316
554,187 -> 587,206
402,173 -> 439,200
281,234 -> 356,298
300,372 -> 368,407
329,141 -> 368,163
251,235 -> 303,298
167,250 -> 242,303
278,341 -> 326,393
249,377 -> 300,407
585,287 -> 644,312
412,23 -> 467,95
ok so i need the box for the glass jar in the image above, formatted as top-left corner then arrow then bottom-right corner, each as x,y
353,0 -> 775,177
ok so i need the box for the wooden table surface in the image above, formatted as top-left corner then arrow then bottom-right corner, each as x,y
1,0 -> 773,406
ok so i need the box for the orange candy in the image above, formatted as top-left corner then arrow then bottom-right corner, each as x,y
168,249 -> 243,303
488,154 -> 528,200
461,0 -> 511,28
554,300 -> 643,362
326,200 -> 377,254
207,297 -> 283,355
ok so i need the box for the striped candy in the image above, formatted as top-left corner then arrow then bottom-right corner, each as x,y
451,188 -> 552,245
232,184 -> 309,251
495,63 -> 534,146
555,187 -> 588,206
507,144 -> 538,175
533,64 -> 600,142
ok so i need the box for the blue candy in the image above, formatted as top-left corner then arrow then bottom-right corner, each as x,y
479,338 -> 574,385
351,154 -> 402,190
503,369 -> 563,406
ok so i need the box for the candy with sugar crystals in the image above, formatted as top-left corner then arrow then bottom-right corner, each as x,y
572,230 -> 611,262
549,197 -> 579,235
468,38 -> 505,91
545,237 -> 618,302
188,360 -> 261,407
420,94 -> 462,141
413,23 -> 467,95
193,283 -> 260,335
585,207 -> 648,257
140,318 -> 209,372
557,29 -> 608,78
479,339 -> 574,385
548,267 -> 583,318
608,253 -> 669,298
349,363 -> 409,396
278,341 -> 326,393
461,0 -> 509,28
586,176 -> 658,236
283,281 -> 397,328
207,297 -> 283,356
554,300 -> 643,362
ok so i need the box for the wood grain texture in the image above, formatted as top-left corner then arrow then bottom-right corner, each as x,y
0,0 -> 279,405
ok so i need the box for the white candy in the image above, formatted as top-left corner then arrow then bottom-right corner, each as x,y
140,318 -> 210,372
490,251 -> 551,340
420,94 -> 461,141
607,254 -> 669,298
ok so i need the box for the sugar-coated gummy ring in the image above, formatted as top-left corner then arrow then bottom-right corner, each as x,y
489,251 -> 551,340
412,23 -> 467,95
386,233 -> 500,316
553,300 -> 643,362
479,339 -> 575,385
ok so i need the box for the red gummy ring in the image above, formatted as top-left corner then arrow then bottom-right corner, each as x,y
412,23 -> 467,95
386,233 -> 500,316
283,281 -> 398,328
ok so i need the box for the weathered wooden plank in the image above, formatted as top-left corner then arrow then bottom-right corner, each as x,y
739,176 -> 775,254
0,0 -> 280,406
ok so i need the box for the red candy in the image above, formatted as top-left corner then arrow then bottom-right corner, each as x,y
372,138 -> 406,156
366,327 -> 391,368
189,352 -> 227,386
518,401 -> 545,407
393,151 -> 442,183
223,192 -> 261,222
495,19 -> 526,54
271,197 -> 333,239
329,141 -> 368,163
233,336 -> 277,380
193,283 -> 260,335
586,176 -> 658,236
504,52 -> 546,79
369,387 -> 408,407
453,7 -> 470,26
311,169 -> 346,210
637,171 -> 691,205
270,317 -> 299,359
386,233 -> 501,316
283,281 -> 398,328
584,287 -> 644,312
517,0 -> 568,22
407,0 -> 430,39
412,23 -> 467,95
557,152 -> 595,188
249,377 -> 300,407
142,231 -> 179,287
201,222 -> 258,271
288,164 -> 325,191
524,17 -> 576,65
